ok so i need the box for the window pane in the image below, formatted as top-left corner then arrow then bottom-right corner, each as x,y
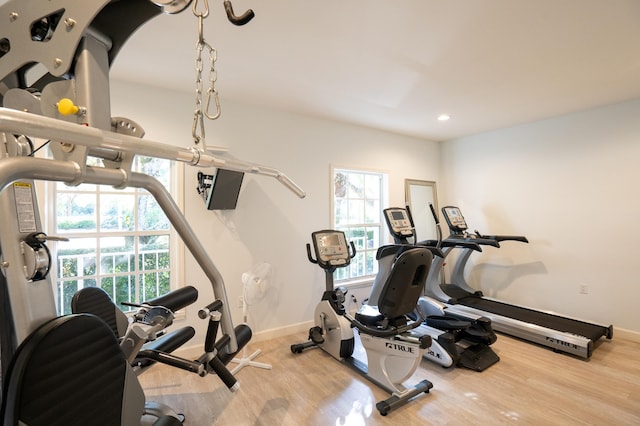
61,280 -> 79,315
346,227 -> 366,250
100,276 -> 115,297
57,238 -> 97,277
138,195 -> 169,231
115,275 -> 135,306
158,252 -> 170,269
334,172 -> 348,198
350,252 -> 365,278
334,199 -> 348,226
59,257 -> 77,278
100,194 -> 134,231
115,253 -> 133,273
335,267 -> 348,281
365,250 -> 378,276
137,157 -> 171,189
366,227 -> 380,249
158,271 -> 170,295
56,193 -> 96,232
364,199 -> 380,224
139,235 -> 169,255
347,173 -> 364,199
142,252 -> 158,271
141,273 -> 156,301
348,200 -> 364,224
82,255 -> 97,276
101,254 -> 114,274
364,174 -> 381,199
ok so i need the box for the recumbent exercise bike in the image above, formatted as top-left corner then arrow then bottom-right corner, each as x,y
291,230 -> 434,416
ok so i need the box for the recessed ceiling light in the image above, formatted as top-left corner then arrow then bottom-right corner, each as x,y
437,114 -> 451,121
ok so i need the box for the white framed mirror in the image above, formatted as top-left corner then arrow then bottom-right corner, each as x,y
404,179 -> 438,242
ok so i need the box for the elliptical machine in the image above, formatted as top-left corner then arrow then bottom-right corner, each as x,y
382,206 -> 500,371
291,230 -> 434,416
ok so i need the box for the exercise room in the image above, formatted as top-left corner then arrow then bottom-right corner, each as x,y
0,1 -> 638,425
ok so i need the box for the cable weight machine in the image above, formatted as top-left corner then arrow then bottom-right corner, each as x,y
0,1 -> 303,424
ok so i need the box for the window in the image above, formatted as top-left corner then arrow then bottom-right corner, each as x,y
331,167 -> 388,282
49,156 -> 182,315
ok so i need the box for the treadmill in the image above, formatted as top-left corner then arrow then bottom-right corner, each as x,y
427,205 -> 613,359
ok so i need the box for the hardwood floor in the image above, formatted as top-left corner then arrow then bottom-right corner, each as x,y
139,330 -> 640,425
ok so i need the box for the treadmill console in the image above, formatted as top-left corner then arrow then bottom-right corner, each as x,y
310,230 -> 350,267
441,206 -> 468,233
383,207 -> 414,239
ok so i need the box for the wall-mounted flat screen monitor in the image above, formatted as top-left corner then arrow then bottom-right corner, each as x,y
206,169 -> 245,210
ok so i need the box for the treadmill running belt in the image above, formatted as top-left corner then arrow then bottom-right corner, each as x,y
442,284 -> 608,342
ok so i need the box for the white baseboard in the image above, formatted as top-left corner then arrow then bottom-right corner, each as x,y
251,320 -> 314,343
179,321 -> 313,354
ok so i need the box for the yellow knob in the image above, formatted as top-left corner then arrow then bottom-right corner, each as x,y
57,98 -> 80,116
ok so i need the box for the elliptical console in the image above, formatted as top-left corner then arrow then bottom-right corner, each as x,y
441,206 -> 468,233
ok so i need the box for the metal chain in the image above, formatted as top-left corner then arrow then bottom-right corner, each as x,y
192,0 -> 221,148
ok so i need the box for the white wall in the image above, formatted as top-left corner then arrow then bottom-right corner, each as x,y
440,99 -> 640,332
110,80 -> 440,341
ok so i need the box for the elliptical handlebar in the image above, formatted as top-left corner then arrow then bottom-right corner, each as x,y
429,202 -> 440,225
429,202 -> 443,249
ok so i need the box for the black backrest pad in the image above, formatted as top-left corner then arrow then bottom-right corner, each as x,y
378,248 -> 432,318
2,314 -> 129,426
71,287 -> 122,336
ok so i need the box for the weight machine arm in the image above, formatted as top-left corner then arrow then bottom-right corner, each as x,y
0,108 -> 305,198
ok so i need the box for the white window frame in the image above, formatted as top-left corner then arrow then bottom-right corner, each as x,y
45,156 -> 184,315
330,165 -> 389,286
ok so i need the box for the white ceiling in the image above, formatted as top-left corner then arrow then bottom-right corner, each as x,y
109,0 -> 640,142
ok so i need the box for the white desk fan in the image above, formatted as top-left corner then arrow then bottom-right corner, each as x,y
229,262 -> 273,374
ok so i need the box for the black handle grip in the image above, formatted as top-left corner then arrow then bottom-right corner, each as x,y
429,203 -> 439,224
143,286 -> 198,312
198,299 -> 223,319
224,0 -> 255,26
492,235 -> 529,244
306,243 -> 318,264
405,205 -> 416,228
209,355 -> 238,390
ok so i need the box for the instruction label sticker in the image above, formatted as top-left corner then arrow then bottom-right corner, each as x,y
13,182 -> 37,233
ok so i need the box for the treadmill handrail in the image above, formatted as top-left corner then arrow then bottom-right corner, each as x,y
447,235 -> 500,248
474,233 -> 529,244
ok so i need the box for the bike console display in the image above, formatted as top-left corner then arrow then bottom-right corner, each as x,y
441,206 -> 468,233
310,230 -> 351,267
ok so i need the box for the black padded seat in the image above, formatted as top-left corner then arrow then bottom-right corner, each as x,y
1,314 -> 145,426
354,304 -> 386,326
